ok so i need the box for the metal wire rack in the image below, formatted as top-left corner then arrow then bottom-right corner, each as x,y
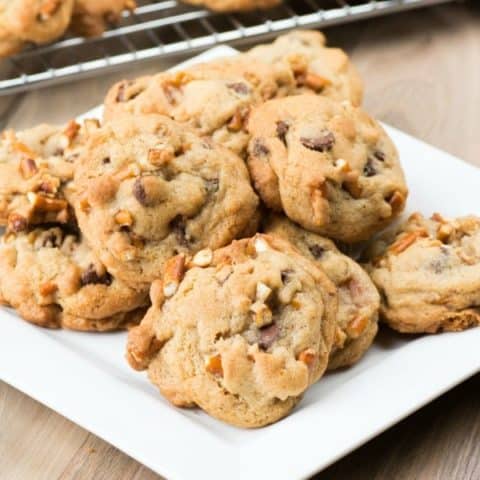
0,0 -> 454,96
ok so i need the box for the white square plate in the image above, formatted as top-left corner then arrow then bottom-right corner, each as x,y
1,47 -> 480,480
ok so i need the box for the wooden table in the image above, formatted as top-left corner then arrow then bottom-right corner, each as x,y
1,3 -> 479,479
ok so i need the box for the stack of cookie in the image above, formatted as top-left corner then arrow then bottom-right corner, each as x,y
1,30 -> 479,429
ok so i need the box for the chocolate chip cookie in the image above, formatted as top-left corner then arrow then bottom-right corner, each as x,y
0,226 -> 147,330
0,119 -> 99,232
247,95 -> 408,243
367,212 -> 480,334
247,30 -> 363,106
73,114 -> 259,289
0,0 -> 73,47
103,57 -> 295,155
180,0 -> 281,12
264,214 -> 379,370
70,0 -> 136,37
126,234 -> 337,428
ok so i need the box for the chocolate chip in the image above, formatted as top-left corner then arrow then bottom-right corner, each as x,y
252,139 -> 270,156
300,130 -> 335,152
170,215 -> 189,246
81,264 -> 113,286
363,159 -> 377,177
308,244 -> 325,259
132,178 -> 147,206
374,150 -> 385,161
205,178 -> 219,193
227,82 -> 250,95
102,157 -> 111,164
281,269 -> 293,284
258,323 -> 279,350
276,121 -> 289,145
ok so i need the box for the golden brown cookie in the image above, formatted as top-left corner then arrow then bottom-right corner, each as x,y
367,212 -> 480,334
73,114 -> 259,289
0,119 -> 99,231
247,30 -> 363,106
0,226 -> 147,330
126,234 -> 337,428
247,94 -> 408,243
103,57 -> 295,155
0,0 -> 74,46
264,214 -> 379,370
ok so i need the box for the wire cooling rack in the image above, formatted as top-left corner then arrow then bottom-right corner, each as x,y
0,0 -> 454,96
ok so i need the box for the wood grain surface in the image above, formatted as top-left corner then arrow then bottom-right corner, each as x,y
1,3 -> 479,479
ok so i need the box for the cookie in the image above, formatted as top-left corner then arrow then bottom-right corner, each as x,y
263,214 -> 379,369
247,94 -> 408,243
103,57 -> 295,155
0,0 -> 74,45
0,226 -> 147,330
70,0 -> 136,37
247,30 -> 363,106
0,119 -> 99,231
180,0 -> 281,12
73,114 -> 259,289
366,212 -> 480,334
126,234 -> 338,428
